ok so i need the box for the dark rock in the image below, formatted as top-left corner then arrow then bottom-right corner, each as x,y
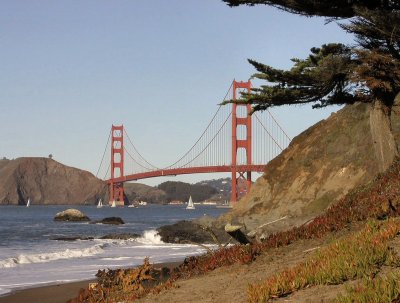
100,233 -> 140,240
54,209 -> 90,222
92,217 -> 125,225
51,236 -> 94,241
157,220 -> 230,244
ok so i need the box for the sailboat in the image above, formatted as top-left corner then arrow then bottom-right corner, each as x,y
111,200 -> 116,208
26,198 -> 31,207
97,199 -> 103,208
186,196 -> 195,210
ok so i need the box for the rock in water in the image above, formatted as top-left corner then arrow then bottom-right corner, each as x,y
100,233 -> 140,240
54,209 -> 90,222
92,217 -> 125,225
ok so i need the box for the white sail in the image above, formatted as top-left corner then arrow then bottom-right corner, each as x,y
26,198 -> 31,207
186,196 -> 195,210
111,201 -> 116,208
97,199 -> 103,208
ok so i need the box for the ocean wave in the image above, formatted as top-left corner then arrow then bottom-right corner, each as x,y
135,230 -> 164,245
0,244 -> 106,268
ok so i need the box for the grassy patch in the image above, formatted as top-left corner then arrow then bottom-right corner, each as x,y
333,271 -> 400,303
247,219 -> 400,302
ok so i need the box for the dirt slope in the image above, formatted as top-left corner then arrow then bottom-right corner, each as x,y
217,102 -> 400,236
0,157 -> 107,205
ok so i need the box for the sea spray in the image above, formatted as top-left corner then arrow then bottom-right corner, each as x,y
0,243 -> 106,268
136,230 -> 164,245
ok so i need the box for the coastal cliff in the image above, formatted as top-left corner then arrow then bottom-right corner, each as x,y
217,101 -> 400,236
0,157 -> 107,205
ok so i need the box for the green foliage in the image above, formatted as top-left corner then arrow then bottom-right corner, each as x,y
222,0 -> 399,18
222,1 -> 400,112
247,219 -> 400,302
238,43 -> 359,110
334,271 -> 400,303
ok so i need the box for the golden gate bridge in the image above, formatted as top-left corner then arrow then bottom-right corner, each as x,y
96,80 -> 291,206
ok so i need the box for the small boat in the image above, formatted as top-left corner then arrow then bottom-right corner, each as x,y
127,204 -> 136,208
111,201 -> 116,208
26,198 -> 31,207
186,196 -> 195,210
97,199 -> 103,208
138,201 -> 147,206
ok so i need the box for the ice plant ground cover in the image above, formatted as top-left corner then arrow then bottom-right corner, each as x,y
247,219 -> 400,302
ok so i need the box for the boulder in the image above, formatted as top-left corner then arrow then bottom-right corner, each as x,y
157,220 -> 230,244
54,209 -> 90,222
92,217 -> 125,225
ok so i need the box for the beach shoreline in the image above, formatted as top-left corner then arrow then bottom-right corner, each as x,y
0,279 -> 95,303
0,260 -> 182,303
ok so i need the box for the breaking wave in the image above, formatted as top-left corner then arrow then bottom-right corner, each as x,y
0,244 -> 106,268
135,230 -> 164,245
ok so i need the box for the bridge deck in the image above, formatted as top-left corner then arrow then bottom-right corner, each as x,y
108,165 -> 266,183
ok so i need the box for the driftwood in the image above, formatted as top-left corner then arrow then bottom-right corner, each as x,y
196,224 -> 223,248
224,223 -> 252,245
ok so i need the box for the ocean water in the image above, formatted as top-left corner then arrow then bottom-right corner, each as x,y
0,204 -> 228,296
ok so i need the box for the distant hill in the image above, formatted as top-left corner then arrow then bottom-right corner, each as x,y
124,183 -> 167,204
196,177 -> 249,201
0,157 -> 107,205
157,181 -> 217,202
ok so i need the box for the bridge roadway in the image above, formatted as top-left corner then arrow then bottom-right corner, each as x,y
107,164 -> 266,184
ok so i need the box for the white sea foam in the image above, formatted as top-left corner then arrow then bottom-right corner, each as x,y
135,230 -> 164,245
0,244 -> 106,268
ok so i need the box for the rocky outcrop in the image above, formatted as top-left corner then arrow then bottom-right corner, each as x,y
92,217 -> 125,225
157,220 -> 230,244
0,157 -> 108,205
216,102 -> 400,237
54,209 -> 90,222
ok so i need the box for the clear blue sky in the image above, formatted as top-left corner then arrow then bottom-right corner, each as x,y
0,0 -> 354,186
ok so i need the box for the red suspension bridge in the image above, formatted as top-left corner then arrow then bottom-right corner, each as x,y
97,80 -> 291,206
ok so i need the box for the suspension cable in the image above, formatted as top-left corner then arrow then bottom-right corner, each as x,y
123,147 -> 155,171
179,112 -> 232,168
96,129 -> 111,178
254,113 -> 285,151
124,129 -> 159,170
266,109 -> 291,141
165,82 -> 234,169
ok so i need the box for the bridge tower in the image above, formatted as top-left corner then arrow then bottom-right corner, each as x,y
231,80 -> 252,203
109,124 -> 125,206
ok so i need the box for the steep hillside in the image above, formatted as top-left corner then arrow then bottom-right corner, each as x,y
0,157 -> 107,205
217,101 -> 400,234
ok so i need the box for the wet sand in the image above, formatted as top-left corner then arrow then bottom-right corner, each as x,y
0,261 -> 181,303
0,279 -> 95,303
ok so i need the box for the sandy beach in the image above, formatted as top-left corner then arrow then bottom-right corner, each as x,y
0,279 -> 94,303
0,261 -> 182,303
